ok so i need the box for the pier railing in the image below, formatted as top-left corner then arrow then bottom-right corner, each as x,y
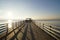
35,21 -> 60,40
0,24 -> 7,36
0,21 -> 24,40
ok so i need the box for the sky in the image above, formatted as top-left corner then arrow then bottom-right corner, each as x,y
0,0 -> 60,20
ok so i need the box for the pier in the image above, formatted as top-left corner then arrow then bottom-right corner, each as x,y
0,20 -> 60,40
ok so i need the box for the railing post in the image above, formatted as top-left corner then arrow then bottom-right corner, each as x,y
40,23 -> 41,28
43,23 -> 44,29
49,26 -> 52,30
5,24 -> 8,40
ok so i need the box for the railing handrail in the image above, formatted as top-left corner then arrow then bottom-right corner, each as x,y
0,24 -> 6,35
44,25 -> 60,33
35,21 -> 60,40
42,24 -> 60,40
44,26 -> 60,37
0,21 -> 24,40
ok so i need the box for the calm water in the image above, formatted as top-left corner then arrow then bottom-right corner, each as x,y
0,20 -> 60,27
35,20 -> 60,27
0,20 -> 7,24
0,20 -> 17,24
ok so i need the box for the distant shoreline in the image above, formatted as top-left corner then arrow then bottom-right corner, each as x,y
0,19 -> 60,21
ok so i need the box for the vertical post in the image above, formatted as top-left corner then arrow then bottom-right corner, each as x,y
16,22 -> 17,27
43,23 -> 44,29
50,26 -> 52,30
12,23 -> 14,30
12,22 -> 15,34
5,24 -> 8,40
14,22 -> 15,28
40,23 -> 41,28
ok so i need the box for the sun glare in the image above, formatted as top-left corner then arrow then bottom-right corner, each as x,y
7,11 -> 13,19
8,20 -> 12,28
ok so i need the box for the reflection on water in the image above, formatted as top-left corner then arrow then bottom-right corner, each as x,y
8,20 -> 12,28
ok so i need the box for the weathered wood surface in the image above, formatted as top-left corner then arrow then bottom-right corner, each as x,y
0,21 -> 56,40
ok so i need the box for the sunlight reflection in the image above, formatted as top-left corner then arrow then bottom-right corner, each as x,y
8,20 -> 12,28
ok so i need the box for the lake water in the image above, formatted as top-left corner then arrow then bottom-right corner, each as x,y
0,20 -> 60,27
0,20 -> 7,24
35,20 -> 60,27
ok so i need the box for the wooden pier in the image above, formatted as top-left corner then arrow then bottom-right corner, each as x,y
0,20 -> 60,40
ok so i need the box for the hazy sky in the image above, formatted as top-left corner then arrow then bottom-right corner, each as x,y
0,0 -> 60,19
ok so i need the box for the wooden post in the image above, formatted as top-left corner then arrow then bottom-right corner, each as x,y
43,24 -> 44,29
5,24 -> 8,40
50,26 -> 52,30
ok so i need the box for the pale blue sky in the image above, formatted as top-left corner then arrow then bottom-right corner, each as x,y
0,0 -> 60,19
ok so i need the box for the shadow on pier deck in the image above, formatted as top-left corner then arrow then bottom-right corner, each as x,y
0,21 -> 56,40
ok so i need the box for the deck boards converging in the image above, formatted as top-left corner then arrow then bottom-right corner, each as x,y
0,21 -> 56,40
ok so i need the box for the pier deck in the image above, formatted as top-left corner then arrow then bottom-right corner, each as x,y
0,21 -> 56,40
